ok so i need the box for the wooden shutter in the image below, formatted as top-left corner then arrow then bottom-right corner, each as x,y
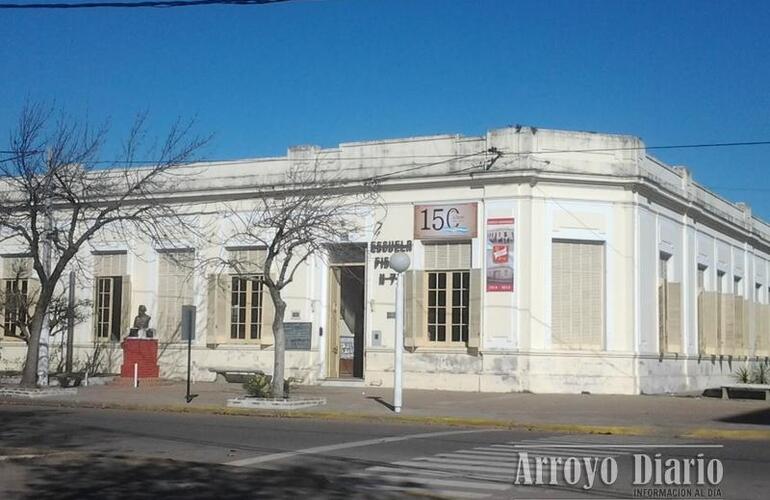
551,241 -> 604,350
260,282 -> 275,347
721,294 -> 735,355
667,282 -> 682,353
665,283 -> 682,353
120,275 -> 131,340
733,297 -> 744,355
206,274 -> 229,345
658,283 -> 667,353
26,278 -> 40,312
228,248 -> 267,274
760,304 -> 770,356
467,268 -> 482,350
701,292 -> 719,354
92,277 -> 99,340
403,270 -> 426,351
423,242 -> 471,270
24,278 -> 40,339
741,299 -> 750,355
697,290 -> 705,354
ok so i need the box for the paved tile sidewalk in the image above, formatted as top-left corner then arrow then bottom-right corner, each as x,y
5,380 -> 769,436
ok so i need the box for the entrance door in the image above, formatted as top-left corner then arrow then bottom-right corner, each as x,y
327,264 -> 365,379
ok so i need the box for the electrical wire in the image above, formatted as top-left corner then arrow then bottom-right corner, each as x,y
5,138 -> 769,166
0,0 -> 293,9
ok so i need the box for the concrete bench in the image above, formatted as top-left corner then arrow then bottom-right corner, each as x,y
721,384 -> 770,400
207,368 -> 265,384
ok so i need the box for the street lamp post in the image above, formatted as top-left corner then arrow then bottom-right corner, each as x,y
389,252 -> 410,413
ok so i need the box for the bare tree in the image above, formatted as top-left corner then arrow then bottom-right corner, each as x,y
0,265 -> 90,373
0,262 -> 37,342
0,103 -> 209,386
222,157 -> 382,396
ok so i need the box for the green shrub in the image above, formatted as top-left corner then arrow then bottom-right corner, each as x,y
243,373 -> 273,398
733,364 -> 770,385
751,363 -> 769,385
243,373 -> 298,398
734,366 -> 751,383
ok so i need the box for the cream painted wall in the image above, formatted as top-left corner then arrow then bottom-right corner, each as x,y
3,125 -> 770,394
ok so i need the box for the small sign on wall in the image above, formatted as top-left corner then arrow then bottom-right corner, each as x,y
414,203 -> 478,240
284,322 -> 312,350
486,217 -> 514,292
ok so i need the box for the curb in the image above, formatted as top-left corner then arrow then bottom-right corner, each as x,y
4,397 -> 769,441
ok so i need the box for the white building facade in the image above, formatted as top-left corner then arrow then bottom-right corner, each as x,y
1,125 -> 769,394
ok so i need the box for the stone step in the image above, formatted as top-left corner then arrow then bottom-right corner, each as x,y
319,378 -> 366,388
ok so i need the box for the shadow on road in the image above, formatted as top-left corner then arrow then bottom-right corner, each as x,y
717,407 -> 770,426
5,452 -> 422,500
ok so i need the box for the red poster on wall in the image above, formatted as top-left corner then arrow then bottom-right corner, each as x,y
486,217 -> 514,292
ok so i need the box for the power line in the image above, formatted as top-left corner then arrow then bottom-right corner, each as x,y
495,140 -> 770,157
4,137 -> 767,167
0,0 -> 292,9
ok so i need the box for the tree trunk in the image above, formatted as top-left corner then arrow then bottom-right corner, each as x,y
270,288 -> 287,398
20,310 -> 45,387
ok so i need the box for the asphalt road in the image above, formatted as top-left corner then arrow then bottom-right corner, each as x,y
1,404 -> 768,499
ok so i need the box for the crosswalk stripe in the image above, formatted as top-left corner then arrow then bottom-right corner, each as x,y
393,460 -> 516,475
462,448 -> 619,459
372,474 -> 510,491
375,485 -> 491,500
413,456 -> 519,467
358,435 -> 671,499
366,465 -> 455,477
510,450 -> 622,458
429,490 -> 491,499
491,444 -> 632,455
436,453 -> 520,462
365,465 -> 513,485
509,439 -> 653,450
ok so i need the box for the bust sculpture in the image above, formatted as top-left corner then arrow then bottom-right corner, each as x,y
133,305 -> 151,330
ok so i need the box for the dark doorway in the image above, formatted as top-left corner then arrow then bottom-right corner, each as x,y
328,263 -> 366,379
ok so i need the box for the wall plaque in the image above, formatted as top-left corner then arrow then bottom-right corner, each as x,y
414,203 -> 478,240
284,322 -> 312,350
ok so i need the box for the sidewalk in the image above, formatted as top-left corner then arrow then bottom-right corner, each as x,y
4,380 -> 770,439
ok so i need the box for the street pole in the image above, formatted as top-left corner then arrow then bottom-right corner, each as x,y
394,271 -> 404,413
182,305 -> 197,403
37,196 -> 53,386
186,325 -> 192,402
389,252 -> 410,414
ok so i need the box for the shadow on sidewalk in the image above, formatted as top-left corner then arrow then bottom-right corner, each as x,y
366,396 -> 395,412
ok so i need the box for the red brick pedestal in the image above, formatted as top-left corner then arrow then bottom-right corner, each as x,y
120,338 -> 160,378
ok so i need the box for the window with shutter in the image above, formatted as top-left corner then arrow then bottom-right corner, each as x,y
717,270 -> 726,353
157,250 -> 194,341
422,241 -> 473,346
697,266 -> 707,354
1,255 -> 34,338
93,252 -> 128,342
733,277 -> 744,355
2,278 -> 28,337
551,240 -> 604,350
658,254 -> 670,353
701,291 -> 719,354
229,275 -> 265,342
226,248 -> 268,344
206,274 -> 229,345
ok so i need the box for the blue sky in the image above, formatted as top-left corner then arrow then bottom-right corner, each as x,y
1,0 -> 770,215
